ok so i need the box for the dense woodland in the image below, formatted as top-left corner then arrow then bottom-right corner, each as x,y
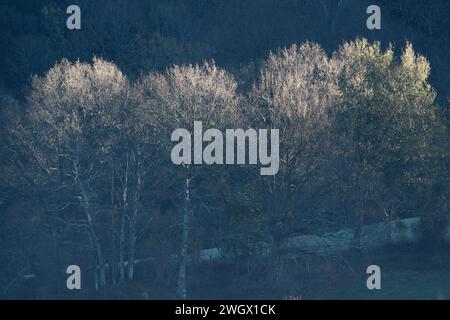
0,0 -> 449,299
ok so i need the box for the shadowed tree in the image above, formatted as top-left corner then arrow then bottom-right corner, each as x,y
135,61 -> 239,298
251,43 -> 340,282
25,57 -> 129,289
332,39 -> 446,245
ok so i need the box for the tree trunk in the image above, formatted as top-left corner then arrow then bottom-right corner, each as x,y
74,160 -> 106,289
127,205 -> 137,281
177,177 -> 191,299
118,153 -> 129,283
118,212 -> 126,283
127,152 -> 142,281
90,227 -> 106,290
111,163 -> 117,285
81,187 -> 106,289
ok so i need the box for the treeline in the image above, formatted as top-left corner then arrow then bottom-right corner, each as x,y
0,39 -> 448,298
1,0 -> 449,104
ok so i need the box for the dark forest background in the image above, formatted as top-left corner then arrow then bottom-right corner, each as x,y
0,0 -> 449,299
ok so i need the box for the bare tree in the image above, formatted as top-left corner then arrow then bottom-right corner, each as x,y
26,57 -> 130,289
136,61 -> 239,298
251,43 -> 340,282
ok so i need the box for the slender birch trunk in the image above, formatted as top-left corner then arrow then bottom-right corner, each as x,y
74,159 -> 106,289
118,152 -> 129,283
127,148 -> 142,281
177,177 -> 191,299
80,182 -> 106,289
111,162 -> 117,285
